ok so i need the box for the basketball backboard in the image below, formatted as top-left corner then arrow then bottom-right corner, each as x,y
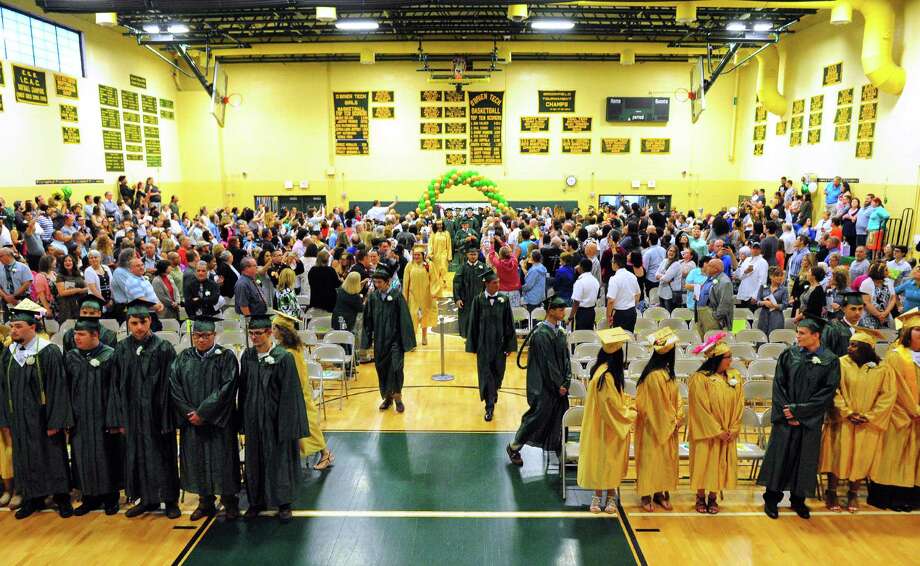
690,57 -> 705,123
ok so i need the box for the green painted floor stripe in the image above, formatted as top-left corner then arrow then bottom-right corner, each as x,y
286,510 -> 617,519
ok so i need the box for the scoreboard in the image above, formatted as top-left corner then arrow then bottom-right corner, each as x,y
605,97 -> 670,122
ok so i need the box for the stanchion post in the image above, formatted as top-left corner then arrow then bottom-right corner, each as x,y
431,315 -> 454,381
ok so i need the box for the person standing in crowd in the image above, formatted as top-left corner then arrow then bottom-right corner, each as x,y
895,265 -> 920,313
606,253 -> 640,332
819,327 -> 895,513
308,250 -> 341,312
655,245 -> 684,312
0,247 -> 33,315
822,292 -> 868,356
168,316 -> 241,521
696,259 -> 734,337
67,316 -> 122,516
756,266 -> 788,337
453,244 -> 487,339
238,315 -> 308,523
758,317 -> 840,519
186,260 -> 222,318
868,309 -> 920,512
487,241 -> 522,308
402,245 -> 437,346
520,249 -> 547,312
362,269 -> 416,413
824,177 -> 843,212
62,295 -> 118,354
466,271 -> 517,422
234,257 -> 269,317
635,327 -> 681,512
152,260 -> 180,321
112,299 -> 180,519
332,271 -> 364,332
688,333 -> 744,514
427,220 -> 452,298
569,258 -> 600,330
0,301 -> 73,519
507,297 -> 570,466
859,262 -> 896,329
736,242 -> 769,309
577,327 -> 634,515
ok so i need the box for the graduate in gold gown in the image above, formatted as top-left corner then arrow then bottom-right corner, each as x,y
819,327 -> 895,513
427,220 -> 452,298
577,327 -> 635,515
402,246 -> 438,345
687,332 -> 745,514
867,309 -> 920,512
635,327 -> 682,512
272,312 -> 334,471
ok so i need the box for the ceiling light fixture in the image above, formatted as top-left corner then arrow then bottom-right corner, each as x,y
335,20 -> 379,31
167,23 -> 190,33
531,19 -> 575,31
142,24 -> 161,34
726,22 -> 746,31
752,22 -> 772,32
315,7 -> 337,22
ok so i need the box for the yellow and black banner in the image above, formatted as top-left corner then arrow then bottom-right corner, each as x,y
444,106 -> 466,119
101,108 -> 121,129
160,109 -> 175,120
860,83 -> 878,102
372,90 -> 394,103
98,84 -> 118,107
791,99 -> 805,114
0,94 -> 4,112
60,104 -> 78,123
446,153 -> 467,165
144,125 -> 159,139
147,155 -> 162,167
445,122 -> 466,135
520,138 -> 550,154
753,125 -> 766,141
807,129 -> 821,144
809,112 -> 823,128
775,121 -> 787,136
822,62 -> 842,86
855,140 -> 873,159
372,106 -> 394,119
126,144 -> 143,153
333,91 -> 370,155
124,123 -> 142,144
126,154 -> 144,161
857,121 -> 876,140
468,91 -> 503,165
640,138 -> 670,154
122,90 -> 139,111
520,116 -> 549,132
62,126 -> 80,144
754,105 -> 767,122
13,65 -> 48,105
837,88 -> 854,106
834,124 -> 850,142
562,116 -> 592,132
538,90 -> 575,113
809,95 -> 824,112
420,138 -> 443,150
421,90 -> 442,102
104,152 -> 125,172
54,73 -> 78,99
141,94 -> 158,114
123,111 -> 140,123
421,106 -> 442,119
859,102 -> 877,122
790,115 -> 804,131
421,122 -> 443,135
600,138 -> 630,154
0,64 -> 4,85
561,138 -> 590,153
145,138 -> 161,155
160,99 -> 174,109
143,113 -> 159,126
444,91 -> 465,103
102,129 -> 123,151
834,106 -> 852,125
790,130 -> 802,147
129,74 -> 147,89
445,138 -> 467,151
753,143 -> 764,156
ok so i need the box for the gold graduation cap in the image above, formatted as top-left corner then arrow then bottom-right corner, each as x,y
895,308 -> 920,332
597,327 -> 631,354
271,310 -> 301,331
850,327 -> 884,347
647,326 -> 679,354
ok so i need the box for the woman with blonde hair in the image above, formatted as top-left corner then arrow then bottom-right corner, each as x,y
332,271 -> 364,333
402,245 -> 438,345
272,313 -> 334,470
275,267 -> 302,319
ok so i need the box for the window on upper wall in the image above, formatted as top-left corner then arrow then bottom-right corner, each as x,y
0,5 -> 84,77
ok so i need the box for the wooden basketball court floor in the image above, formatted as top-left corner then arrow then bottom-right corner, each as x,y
3,334 -> 919,566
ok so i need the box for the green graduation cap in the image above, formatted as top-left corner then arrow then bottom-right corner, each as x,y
546,296 -> 568,310
78,294 -> 105,315
465,242 -> 480,254
839,291 -> 866,306
192,315 -> 222,333
481,270 -> 498,283
371,268 -> 392,280
74,316 -> 101,332
247,314 -> 273,330
797,315 -> 827,333
125,298 -> 155,318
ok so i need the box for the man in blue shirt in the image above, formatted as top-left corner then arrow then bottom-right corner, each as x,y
854,193 -> 876,248
641,233 -> 665,296
824,177 -> 843,210
0,248 -> 34,315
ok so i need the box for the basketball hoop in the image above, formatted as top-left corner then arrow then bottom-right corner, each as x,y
674,87 -> 690,103
224,93 -> 243,108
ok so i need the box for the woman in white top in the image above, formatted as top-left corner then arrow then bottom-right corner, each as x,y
815,210 -> 833,242
82,250 -> 114,312
655,245 -> 685,312
859,261 -> 896,329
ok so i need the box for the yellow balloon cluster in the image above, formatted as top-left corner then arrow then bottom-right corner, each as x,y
415,169 -> 515,218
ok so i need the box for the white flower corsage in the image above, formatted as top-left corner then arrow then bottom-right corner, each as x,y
498,297 -> 505,303
386,295 -> 393,302
263,355 -> 275,365
89,358 -> 100,367
26,356 -> 35,366
728,378 -> 738,387
136,346 -> 143,356
811,356 -> 821,365
866,361 -> 877,368
214,348 -> 222,355
205,291 -> 211,296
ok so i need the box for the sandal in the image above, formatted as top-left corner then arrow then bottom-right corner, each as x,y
846,491 -> 859,514
589,496 -> 602,514
653,492 -> 673,511
824,490 -> 841,512
640,496 -> 654,512
695,494 -> 708,514
313,452 -> 335,471
604,497 -> 617,515
707,494 -> 720,514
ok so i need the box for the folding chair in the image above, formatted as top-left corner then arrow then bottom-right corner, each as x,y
217,319 -> 242,333
59,319 -> 76,334
743,380 -> 773,409
567,330 -> 600,354
671,307 -> 694,324
623,379 -> 638,398
155,331 -> 181,346
705,329 -> 735,342
732,343 -> 758,363
560,406 -> 584,499
307,360 -> 328,420
567,379 -> 587,406
739,407 -> 767,479
736,329 -> 768,345
643,306 -> 670,323
323,330 -> 356,379
100,319 -> 120,333
659,318 -> 687,331
298,329 -> 319,354
769,329 -> 796,345
217,330 -> 247,354
627,358 -> 648,380
675,359 -> 700,381
757,343 -> 787,360
572,343 -> 601,379
312,344 -> 349,409
748,359 -> 777,381
512,306 -> 532,337
44,319 -> 61,335
531,307 -> 547,322
160,319 -> 181,333
308,316 -> 333,338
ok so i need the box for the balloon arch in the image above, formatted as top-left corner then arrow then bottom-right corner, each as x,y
415,169 -> 515,217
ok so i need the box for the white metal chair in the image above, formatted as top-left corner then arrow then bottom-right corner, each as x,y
51,332 -> 64,348
671,307 -> 694,323
748,359 -> 777,381
634,318 -> 658,334
217,330 -> 247,352
572,342 -> 601,377
783,317 -> 797,330
675,328 -> 701,347
512,306 -> 532,337
156,331 -> 181,346
623,379 -> 638,398
736,329 -> 768,345
769,329 -> 797,345
44,319 -> 61,335
567,379 -> 587,406
59,319 -> 76,334
659,318 -> 687,331
643,306 -> 670,323
729,361 -> 749,379
567,330 -> 600,353
757,343 -> 787,359
739,407 -> 768,478
743,380 -> 773,408
675,359 -> 700,380
627,358 -> 648,380
311,343 -> 349,408
323,330 -> 356,379
222,309 -> 241,321
298,330 -> 319,353
307,360 -> 329,420
732,343 -> 758,362
217,319 -> 242,333
647,286 -> 660,307
560,405 -> 584,499
160,318 -> 181,333
705,329 -> 735,342
531,307 -> 546,322
99,319 -> 120,333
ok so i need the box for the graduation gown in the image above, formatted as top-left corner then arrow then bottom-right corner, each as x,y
360,288 -> 417,398
819,355 -> 896,481
283,346 -> 326,457
871,345 -> 920,487
452,260 -> 487,338
514,322 -> 571,452
577,367 -> 635,490
636,369 -> 682,496
239,346 -> 309,507
465,292 -> 517,404
112,333 -> 180,503
428,231 -> 452,297
402,262 -> 438,331
62,327 -> 118,355
0,340 -> 72,499
688,369 -> 745,492
168,346 -> 240,496
451,229 -> 478,269
821,320 -> 855,358
757,346 -> 840,497
67,344 -> 123,497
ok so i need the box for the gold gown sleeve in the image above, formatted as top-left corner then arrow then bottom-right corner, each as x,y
637,370 -> 678,443
598,380 -> 635,441
862,364 -> 897,432
689,372 -> 724,441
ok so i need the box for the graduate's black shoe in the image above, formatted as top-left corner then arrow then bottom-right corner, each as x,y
57,500 -> 74,519
484,408 -> 494,422
791,503 -> 811,519
190,506 -> 216,521
506,444 -> 523,466
764,504 -> 779,519
14,499 -> 42,520
378,398 -> 392,410
278,505 -> 293,524
125,501 -> 159,518
104,502 -> 120,516
73,500 -> 99,517
394,399 -> 405,413
244,506 -> 265,520
165,502 -> 181,519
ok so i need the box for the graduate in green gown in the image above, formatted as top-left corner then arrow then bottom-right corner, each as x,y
67,317 -> 122,516
758,316 -> 840,519
822,291 -> 865,357
238,314 -> 308,523
61,295 -> 118,354
361,269 -> 417,413
0,300 -> 73,519
453,244 -> 487,339
451,219 -> 478,271
506,297 -> 572,465
168,316 -> 241,521
112,299 -> 181,519
466,271 -> 517,421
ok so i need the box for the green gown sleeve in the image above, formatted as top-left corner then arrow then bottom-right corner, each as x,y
360,294 -> 375,350
157,341 -> 178,434
0,351 -> 9,428
769,349 -> 793,424
195,352 -> 239,428
501,301 -> 518,354
788,355 -> 840,426
466,295 -> 481,354
43,346 -> 73,430
275,349 -> 309,441
168,353 -> 196,422
397,294 -> 418,352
